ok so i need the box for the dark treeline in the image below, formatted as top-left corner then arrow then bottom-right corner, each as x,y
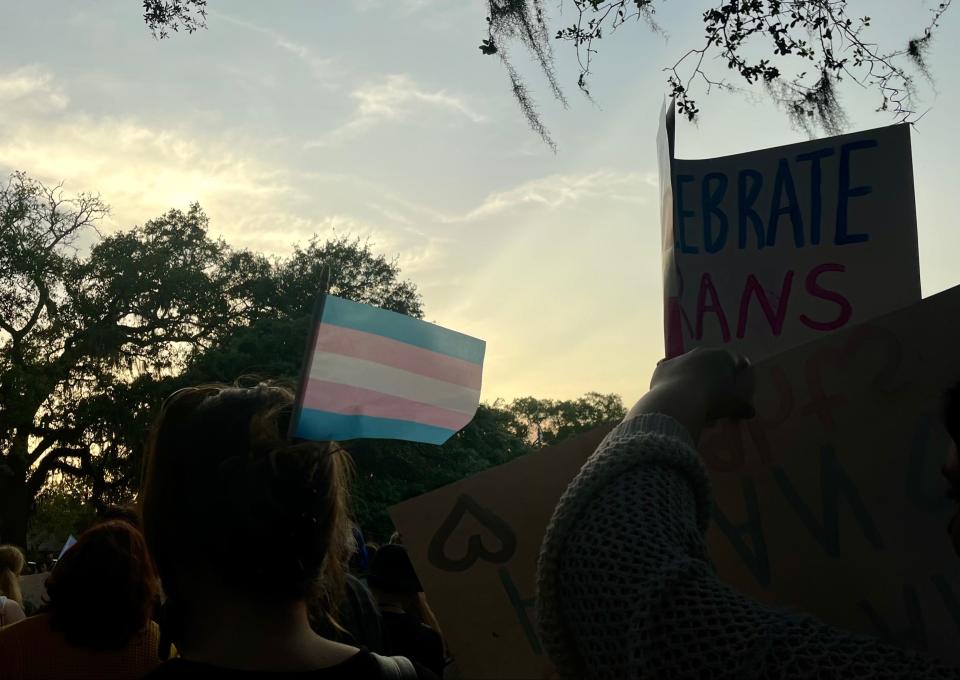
0,172 -> 624,550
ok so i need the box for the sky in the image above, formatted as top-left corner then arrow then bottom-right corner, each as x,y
1,0 -> 958,404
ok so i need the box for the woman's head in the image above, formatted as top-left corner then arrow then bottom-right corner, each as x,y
139,382 -> 353,613
44,520 -> 159,650
95,504 -> 141,529
0,544 -> 25,606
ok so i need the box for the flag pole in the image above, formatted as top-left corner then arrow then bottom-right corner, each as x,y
288,265 -> 332,441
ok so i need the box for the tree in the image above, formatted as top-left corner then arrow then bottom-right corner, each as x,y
348,404 -> 532,540
480,0 -> 954,146
505,391 -> 626,447
0,172 -> 619,544
0,168 -> 473,547
172,235 -> 423,385
27,484 -> 95,554
138,1 -> 953,145
143,0 -> 207,39
0,173 -> 269,546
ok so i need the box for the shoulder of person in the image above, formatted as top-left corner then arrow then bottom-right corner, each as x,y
370,652 -> 437,680
0,602 -> 30,625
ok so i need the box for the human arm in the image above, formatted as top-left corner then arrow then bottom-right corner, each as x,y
536,349 -> 960,680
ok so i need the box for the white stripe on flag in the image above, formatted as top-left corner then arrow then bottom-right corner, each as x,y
308,352 -> 481,415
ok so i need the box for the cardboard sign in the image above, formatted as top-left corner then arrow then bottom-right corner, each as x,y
391,285 -> 960,678
701,284 -> 960,665
390,424 -> 614,679
659,102 -> 920,359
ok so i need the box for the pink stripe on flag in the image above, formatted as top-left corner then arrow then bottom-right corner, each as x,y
315,324 -> 483,389
302,379 -> 473,431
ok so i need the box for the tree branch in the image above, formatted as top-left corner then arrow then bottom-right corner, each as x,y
17,278 -> 51,341
26,425 -> 84,466
487,0 -> 954,140
28,445 -> 91,496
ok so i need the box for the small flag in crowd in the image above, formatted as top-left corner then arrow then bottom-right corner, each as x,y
292,295 -> 485,445
58,534 -> 77,560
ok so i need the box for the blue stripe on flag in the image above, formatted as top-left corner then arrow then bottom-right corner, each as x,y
295,407 -> 458,445
321,296 -> 486,365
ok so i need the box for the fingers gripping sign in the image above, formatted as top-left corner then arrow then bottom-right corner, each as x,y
637,348 -> 757,440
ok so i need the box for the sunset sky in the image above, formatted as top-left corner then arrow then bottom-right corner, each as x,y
1,0 -> 958,403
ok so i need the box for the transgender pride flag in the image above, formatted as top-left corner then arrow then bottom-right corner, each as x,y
291,295 -> 485,445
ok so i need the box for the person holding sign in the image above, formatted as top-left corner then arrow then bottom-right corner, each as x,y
537,349 -> 960,679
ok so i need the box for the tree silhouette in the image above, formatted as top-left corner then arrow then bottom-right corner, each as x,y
0,174 -> 267,545
481,0 -> 954,146
504,392 -> 626,447
0,173 -> 424,547
2,174 -> 627,546
139,1 -> 953,146
143,0 -> 207,39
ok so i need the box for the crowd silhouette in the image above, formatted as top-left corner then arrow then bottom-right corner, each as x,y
0,354 -> 958,678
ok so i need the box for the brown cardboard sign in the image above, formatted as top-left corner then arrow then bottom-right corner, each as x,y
392,285 -> 960,678
390,424 -> 614,679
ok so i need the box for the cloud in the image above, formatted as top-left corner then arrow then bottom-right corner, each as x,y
0,106 -> 453,272
0,67 -> 643,278
307,74 -> 486,147
0,66 -> 69,116
455,170 -> 649,222
0,68 -> 303,252
212,11 -> 338,86
0,66 -> 655,406
352,0 -> 441,13
0,114 -> 297,242
0,66 -> 453,279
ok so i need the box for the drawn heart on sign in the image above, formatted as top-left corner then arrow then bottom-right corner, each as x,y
427,493 -> 518,572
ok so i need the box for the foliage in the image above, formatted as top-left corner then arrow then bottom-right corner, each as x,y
138,1 -> 952,140
172,236 -> 423,386
504,391 -> 625,447
481,0 -> 954,143
481,0 -> 568,150
0,172 -> 621,545
348,404 -> 533,541
165,238 -> 524,540
348,391 -> 623,538
0,172 -> 422,546
27,485 -> 95,553
174,326 -> 622,539
0,173 -> 261,544
143,0 -> 207,39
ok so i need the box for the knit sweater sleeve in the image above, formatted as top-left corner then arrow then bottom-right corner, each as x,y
536,414 -> 960,680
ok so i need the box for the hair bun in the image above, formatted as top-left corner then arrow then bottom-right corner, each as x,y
142,381 -> 353,609
213,442 -> 336,585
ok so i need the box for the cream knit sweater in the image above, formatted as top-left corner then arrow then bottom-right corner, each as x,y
536,414 -> 960,679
